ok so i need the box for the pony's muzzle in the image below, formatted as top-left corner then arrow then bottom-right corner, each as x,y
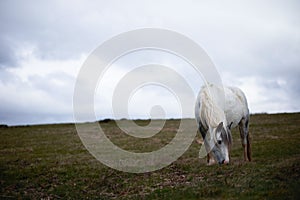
219,159 -> 229,165
223,160 -> 229,165
219,159 -> 225,165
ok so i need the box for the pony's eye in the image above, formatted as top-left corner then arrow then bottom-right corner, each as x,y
217,140 -> 222,145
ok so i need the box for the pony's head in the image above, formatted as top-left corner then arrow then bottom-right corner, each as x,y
209,122 -> 232,164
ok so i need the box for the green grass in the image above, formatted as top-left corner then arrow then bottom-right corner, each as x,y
0,113 -> 299,199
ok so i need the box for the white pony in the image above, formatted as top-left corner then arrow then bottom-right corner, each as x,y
195,84 -> 251,165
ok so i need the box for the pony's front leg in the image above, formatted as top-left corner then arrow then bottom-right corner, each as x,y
207,153 -> 216,165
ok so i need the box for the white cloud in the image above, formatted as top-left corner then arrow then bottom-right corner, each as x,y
94,50 -> 203,120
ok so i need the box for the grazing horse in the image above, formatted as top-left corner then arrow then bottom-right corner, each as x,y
195,84 -> 251,165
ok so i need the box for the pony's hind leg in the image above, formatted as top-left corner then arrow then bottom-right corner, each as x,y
239,116 -> 251,162
246,132 -> 252,161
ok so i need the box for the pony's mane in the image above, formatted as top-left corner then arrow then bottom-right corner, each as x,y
199,85 -> 227,128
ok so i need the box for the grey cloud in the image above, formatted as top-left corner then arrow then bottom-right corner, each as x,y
285,73 -> 300,102
0,108 -> 73,126
0,0 -> 111,65
0,37 -> 18,67
1,0 -> 300,125
28,72 -> 75,102
0,68 -> 75,125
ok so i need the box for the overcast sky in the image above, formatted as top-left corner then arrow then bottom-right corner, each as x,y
0,0 -> 299,125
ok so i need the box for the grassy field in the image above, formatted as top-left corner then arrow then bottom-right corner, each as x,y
0,113 -> 299,199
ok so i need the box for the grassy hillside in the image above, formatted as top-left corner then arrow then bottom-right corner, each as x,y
1,113 -> 299,199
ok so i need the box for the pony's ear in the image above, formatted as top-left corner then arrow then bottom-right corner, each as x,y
215,122 -> 223,141
216,122 -> 223,133
228,122 -> 233,130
